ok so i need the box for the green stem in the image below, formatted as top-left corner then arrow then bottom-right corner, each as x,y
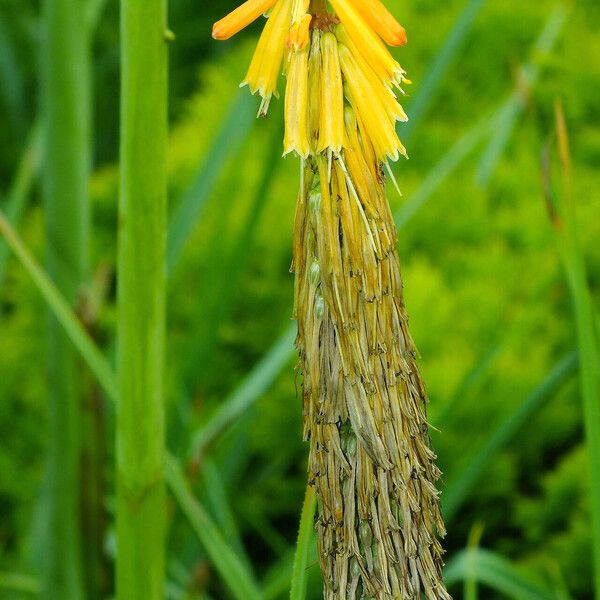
116,0 -> 168,598
553,102 -> 600,599
41,0 -> 90,597
290,485 -> 317,600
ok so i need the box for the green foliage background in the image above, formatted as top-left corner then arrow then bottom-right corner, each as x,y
0,0 -> 599,598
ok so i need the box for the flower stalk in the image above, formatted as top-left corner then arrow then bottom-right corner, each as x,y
41,0 -> 90,596
116,0 -> 168,598
212,1 -> 450,597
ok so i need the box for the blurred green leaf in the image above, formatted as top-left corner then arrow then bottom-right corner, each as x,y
167,91 -> 256,273
476,3 -> 569,185
443,350 -> 578,522
403,0 -> 488,142
188,322 -> 297,459
549,100 -> 600,598
182,116 -> 284,388
289,485 -> 317,600
0,211 -> 117,401
445,548 -> 561,600
0,119 -> 42,287
201,459 -> 253,572
0,571 -> 39,595
0,19 -> 26,133
395,112 -> 492,228
165,455 -> 263,600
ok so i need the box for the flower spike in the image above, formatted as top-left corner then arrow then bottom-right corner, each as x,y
212,2 -> 452,598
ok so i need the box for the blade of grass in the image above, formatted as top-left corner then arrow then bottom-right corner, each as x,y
0,212 -> 117,408
263,551 -> 295,600
445,548 -> 559,600
201,459 -> 253,572
0,214 -> 261,599
397,7 -> 567,226
0,19 -> 25,134
165,455 -> 262,600
188,322 -> 297,459
167,91 -> 256,273
0,118 -> 42,287
402,0 -> 488,142
85,0 -> 109,31
476,3 -> 568,185
464,523 -> 485,600
0,572 -> 39,595
443,350 -> 578,522
395,112 -> 493,227
550,100 -> 600,599
290,485 -> 317,600
41,0 -> 91,594
117,0 -> 168,597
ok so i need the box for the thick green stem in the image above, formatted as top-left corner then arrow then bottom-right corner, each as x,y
116,0 -> 168,598
41,0 -> 90,598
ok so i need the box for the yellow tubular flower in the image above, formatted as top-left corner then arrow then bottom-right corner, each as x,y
330,0 -> 406,87
307,30 -> 322,148
284,45 -> 310,158
347,0 -> 407,46
287,13 -> 312,50
212,0 -> 278,40
317,33 -> 344,154
338,43 -> 406,161
335,26 -> 408,122
287,0 -> 311,49
241,0 -> 294,115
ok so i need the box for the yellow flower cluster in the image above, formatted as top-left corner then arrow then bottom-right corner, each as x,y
213,0 -> 409,160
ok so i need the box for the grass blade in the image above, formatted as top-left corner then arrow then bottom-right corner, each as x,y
0,572 -> 39,595
443,351 -> 578,522
445,548 -> 559,600
188,322 -> 297,459
0,19 -> 25,134
394,113 -> 492,228
549,101 -> 600,598
402,0 -> 488,142
433,344 -> 503,427
41,0 -> 91,594
476,3 -> 568,185
290,485 -> 317,600
85,0 -> 109,31
0,118 -> 42,287
464,523 -> 485,600
167,91 -> 256,273
0,213 -> 117,402
201,460 -> 253,572
165,456 -> 262,600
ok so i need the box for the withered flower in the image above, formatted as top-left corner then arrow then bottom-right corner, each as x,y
213,1 -> 450,598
